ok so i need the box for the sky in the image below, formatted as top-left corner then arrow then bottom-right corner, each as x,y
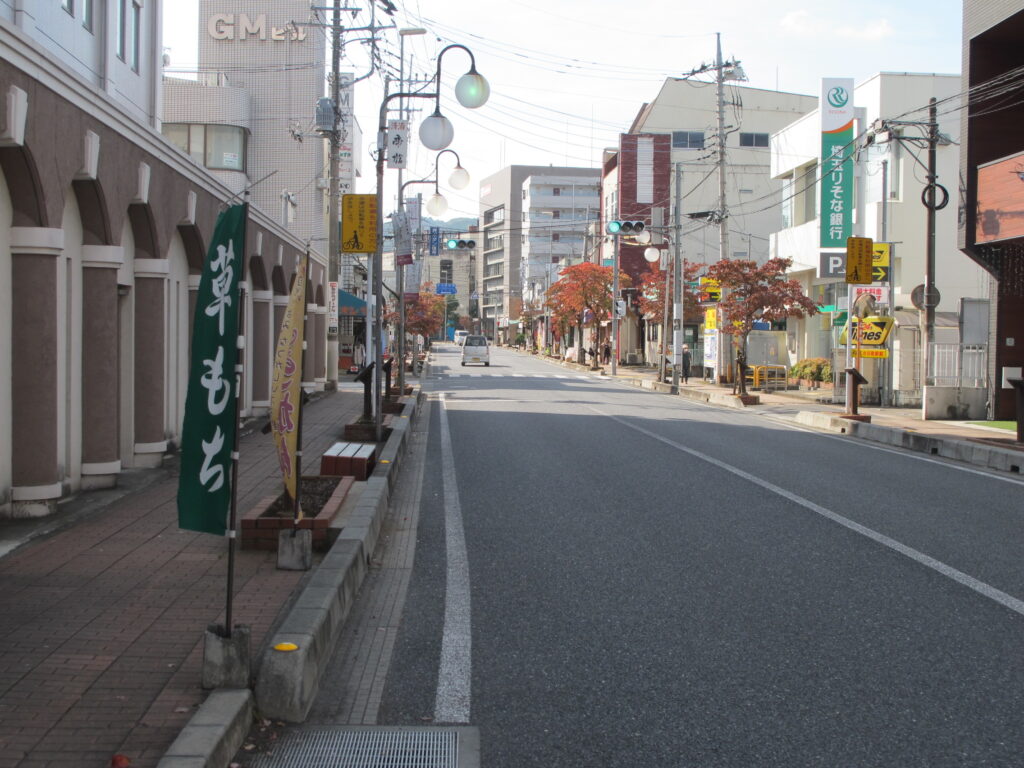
162,0 -> 964,221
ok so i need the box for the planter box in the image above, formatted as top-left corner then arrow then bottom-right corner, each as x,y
735,394 -> 760,406
240,475 -> 353,551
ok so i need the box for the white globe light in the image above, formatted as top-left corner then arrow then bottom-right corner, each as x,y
426,192 -> 448,216
455,70 -> 490,108
448,166 -> 470,190
644,247 -> 660,263
419,112 -> 454,151
634,230 -> 652,245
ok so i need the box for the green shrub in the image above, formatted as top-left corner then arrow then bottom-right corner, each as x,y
791,357 -> 831,381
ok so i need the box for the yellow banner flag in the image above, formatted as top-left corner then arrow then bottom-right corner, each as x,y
270,254 -> 307,502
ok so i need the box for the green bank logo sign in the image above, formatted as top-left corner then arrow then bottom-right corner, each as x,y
827,87 -> 849,108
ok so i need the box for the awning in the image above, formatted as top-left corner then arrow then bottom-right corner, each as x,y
338,289 -> 367,317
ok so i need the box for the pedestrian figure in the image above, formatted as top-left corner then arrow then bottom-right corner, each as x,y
681,344 -> 691,384
602,341 -> 611,365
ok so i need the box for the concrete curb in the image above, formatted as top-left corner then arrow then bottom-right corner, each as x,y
157,689 -> 253,768
159,392 -> 421,766
795,410 -> 1024,473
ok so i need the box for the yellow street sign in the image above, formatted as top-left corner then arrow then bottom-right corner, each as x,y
854,347 -> 889,359
704,307 -> 717,330
341,194 -> 378,253
839,315 -> 896,345
699,277 -> 721,302
846,236 -> 873,284
872,242 -> 890,268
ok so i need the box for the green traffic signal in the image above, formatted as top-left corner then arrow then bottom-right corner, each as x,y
606,221 -> 622,235
605,220 -> 645,235
446,238 -> 459,249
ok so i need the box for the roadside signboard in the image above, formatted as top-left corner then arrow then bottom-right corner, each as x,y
820,78 -> 855,248
327,280 -> 338,334
839,315 -> 896,345
341,194 -> 377,253
845,236 -> 873,284
854,347 -> 889,359
872,242 -> 891,282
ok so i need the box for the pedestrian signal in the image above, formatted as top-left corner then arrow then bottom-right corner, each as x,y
605,220 -> 645,235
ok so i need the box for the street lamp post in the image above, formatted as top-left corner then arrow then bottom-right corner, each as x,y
372,45 -> 488,440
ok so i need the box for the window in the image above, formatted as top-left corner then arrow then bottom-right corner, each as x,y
205,125 -> 245,170
62,0 -> 74,15
551,233 -> 560,242
553,188 -> 560,196
739,133 -> 770,148
116,0 -> 126,60
82,0 -> 93,31
552,210 -> 560,219
484,206 -> 504,225
162,123 -> 247,172
672,131 -> 704,149
129,1 -> 141,72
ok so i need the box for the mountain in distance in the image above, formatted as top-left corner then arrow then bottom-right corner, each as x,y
383,215 -> 478,239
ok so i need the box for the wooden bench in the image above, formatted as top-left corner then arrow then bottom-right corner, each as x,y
320,441 -> 377,480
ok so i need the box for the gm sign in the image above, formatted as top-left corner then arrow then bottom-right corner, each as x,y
819,251 -> 846,279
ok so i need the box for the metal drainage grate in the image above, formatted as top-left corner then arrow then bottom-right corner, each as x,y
253,726 -> 478,768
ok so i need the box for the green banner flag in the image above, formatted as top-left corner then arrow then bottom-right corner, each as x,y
177,204 -> 247,534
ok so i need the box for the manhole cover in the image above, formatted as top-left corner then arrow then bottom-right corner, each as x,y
253,726 -> 479,768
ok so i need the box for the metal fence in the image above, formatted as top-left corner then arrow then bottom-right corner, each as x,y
928,343 -> 987,388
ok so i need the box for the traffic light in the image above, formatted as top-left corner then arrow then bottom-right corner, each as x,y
445,238 -> 476,249
614,299 -> 627,317
605,220 -> 645,235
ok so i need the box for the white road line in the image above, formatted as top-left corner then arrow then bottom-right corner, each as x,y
592,405 -> 1024,619
434,393 -> 473,723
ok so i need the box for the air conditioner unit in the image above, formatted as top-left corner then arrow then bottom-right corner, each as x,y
625,352 -> 640,365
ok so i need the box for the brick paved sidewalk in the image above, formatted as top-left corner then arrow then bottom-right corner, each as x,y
0,391 -> 364,768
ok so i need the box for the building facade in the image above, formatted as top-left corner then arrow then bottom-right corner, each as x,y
477,165 -> 600,343
772,73 -> 990,411
0,3 -> 313,516
959,1 -> 1024,420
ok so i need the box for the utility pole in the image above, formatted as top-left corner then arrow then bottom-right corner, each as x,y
923,97 -> 938,392
671,165 -> 683,393
715,32 -> 731,385
325,0 -> 343,390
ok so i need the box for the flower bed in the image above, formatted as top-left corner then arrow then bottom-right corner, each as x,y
240,475 -> 353,551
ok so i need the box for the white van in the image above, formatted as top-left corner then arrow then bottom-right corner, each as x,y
454,330 -> 469,346
461,335 -> 490,366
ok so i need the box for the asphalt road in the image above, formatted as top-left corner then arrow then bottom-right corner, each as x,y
379,343 -> 1024,767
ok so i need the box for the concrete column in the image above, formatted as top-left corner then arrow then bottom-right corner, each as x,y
313,306 -> 326,388
9,227 -> 63,516
80,245 -> 125,489
302,303 -> 316,388
252,290 -> 273,411
187,274 -> 200,363
273,295 -> 288,361
133,259 -> 168,468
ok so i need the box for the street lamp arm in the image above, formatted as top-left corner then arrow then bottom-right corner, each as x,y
377,90 -> 439,132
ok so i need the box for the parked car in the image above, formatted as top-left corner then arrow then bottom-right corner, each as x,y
461,335 -> 490,366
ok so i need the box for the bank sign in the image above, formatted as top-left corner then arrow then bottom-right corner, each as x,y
820,78 -> 854,249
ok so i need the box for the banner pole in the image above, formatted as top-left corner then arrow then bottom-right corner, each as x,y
224,197 -> 250,639
292,249 -> 311,531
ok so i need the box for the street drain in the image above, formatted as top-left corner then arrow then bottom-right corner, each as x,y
253,726 -> 479,768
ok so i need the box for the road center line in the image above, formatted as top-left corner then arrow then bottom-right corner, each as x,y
592,405 -> 1024,619
434,393 -> 473,723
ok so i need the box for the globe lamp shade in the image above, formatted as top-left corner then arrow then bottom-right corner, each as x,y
644,247 -> 660,263
634,230 -> 652,245
426,192 -> 449,216
448,165 -> 470,190
455,70 -> 490,109
419,111 -> 454,151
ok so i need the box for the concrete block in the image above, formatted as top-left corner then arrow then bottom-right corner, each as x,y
277,529 -> 313,570
202,624 -> 251,690
254,632 -> 320,722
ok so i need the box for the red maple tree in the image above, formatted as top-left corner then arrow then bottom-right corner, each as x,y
635,260 -> 703,325
388,282 -> 446,342
704,257 -> 820,395
546,262 -> 629,366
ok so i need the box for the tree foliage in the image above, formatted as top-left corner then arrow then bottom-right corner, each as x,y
546,262 -> 629,364
705,257 -> 820,395
636,260 -> 704,325
389,282 -> 445,340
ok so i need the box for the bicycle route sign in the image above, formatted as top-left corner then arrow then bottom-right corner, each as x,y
341,194 -> 377,253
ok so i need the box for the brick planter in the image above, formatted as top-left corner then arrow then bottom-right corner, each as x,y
240,475 -> 353,551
